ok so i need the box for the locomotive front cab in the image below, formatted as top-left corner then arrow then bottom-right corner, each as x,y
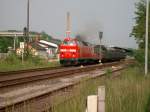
59,38 -> 79,65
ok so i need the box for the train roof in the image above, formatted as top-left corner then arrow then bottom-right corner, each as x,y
111,46 -> 133,52
63,37 -> 93,46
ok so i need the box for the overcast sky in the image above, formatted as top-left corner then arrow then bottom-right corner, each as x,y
0,0 -> 139,48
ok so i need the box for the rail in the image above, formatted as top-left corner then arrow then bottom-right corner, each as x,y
0,61 -> 124,88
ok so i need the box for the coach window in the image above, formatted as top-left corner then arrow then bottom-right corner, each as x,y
76,41 -> 82,46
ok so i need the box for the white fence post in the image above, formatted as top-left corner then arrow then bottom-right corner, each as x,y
98,86 -> 105,112
86,95 -> 97,112
86,86 -> 105,112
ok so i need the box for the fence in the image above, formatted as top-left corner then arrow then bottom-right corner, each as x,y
86,86 -> 105,112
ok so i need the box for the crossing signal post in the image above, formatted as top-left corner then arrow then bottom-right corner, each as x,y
99,32 -> 103,40
99,32 -> 103,63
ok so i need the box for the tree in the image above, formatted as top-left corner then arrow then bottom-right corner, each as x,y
40,31 -> 52,41
40,31 -> 61,45
131,0 -> 150,67
131,0 -> 150,49
0,37 -> 13,53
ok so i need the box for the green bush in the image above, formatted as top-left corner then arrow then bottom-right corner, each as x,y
134,49 -> 150,70
0,53 -> 57,71
4,53 -> 21,64
134,49 -> 145,64
106,68 -> 112,78
27,55 -> 46,66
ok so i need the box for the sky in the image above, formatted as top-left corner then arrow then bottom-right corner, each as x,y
0,0 -> 139,48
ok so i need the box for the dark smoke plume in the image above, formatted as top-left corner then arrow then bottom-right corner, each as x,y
75,21 -> 103,44
75,34 -> 86,42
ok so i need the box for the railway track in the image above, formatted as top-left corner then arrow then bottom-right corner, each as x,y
0,61 -> 125,88
0,66 -> 63,75
0,60 -> 133,112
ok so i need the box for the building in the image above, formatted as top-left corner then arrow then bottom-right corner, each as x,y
31,40 -> 58,59
0,30 -> 60,60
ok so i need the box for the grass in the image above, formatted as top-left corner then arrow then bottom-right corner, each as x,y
106,67 -> 150,112
51,66 -> 150,112
0,54 -> 60,72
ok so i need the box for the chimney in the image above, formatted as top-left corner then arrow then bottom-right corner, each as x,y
66,12 -> 71,37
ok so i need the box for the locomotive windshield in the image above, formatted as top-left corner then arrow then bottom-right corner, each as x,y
63,40 -> 76,46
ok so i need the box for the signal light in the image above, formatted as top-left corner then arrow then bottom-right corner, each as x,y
61,53 -> 64,57
72,54 -> 75,57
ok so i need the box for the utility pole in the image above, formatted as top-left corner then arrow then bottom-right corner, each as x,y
27,0 -> 30,43
25,0 -> 30,57
145,0 -> 149,75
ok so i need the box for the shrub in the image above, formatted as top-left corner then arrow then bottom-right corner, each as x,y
134,49 -> 150,70
4,53 -> 21,64
105,68 -> 112,78
27,55 -> 46,66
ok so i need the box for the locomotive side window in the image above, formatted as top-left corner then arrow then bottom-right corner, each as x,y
76,41 -> 81,46
63,40 -> 76,46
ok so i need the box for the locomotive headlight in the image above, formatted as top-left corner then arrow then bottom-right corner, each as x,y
61,54 -> 64,57
72,52 -> 76,57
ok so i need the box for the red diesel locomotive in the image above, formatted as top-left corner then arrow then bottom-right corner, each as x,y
59,37 -> 102,65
